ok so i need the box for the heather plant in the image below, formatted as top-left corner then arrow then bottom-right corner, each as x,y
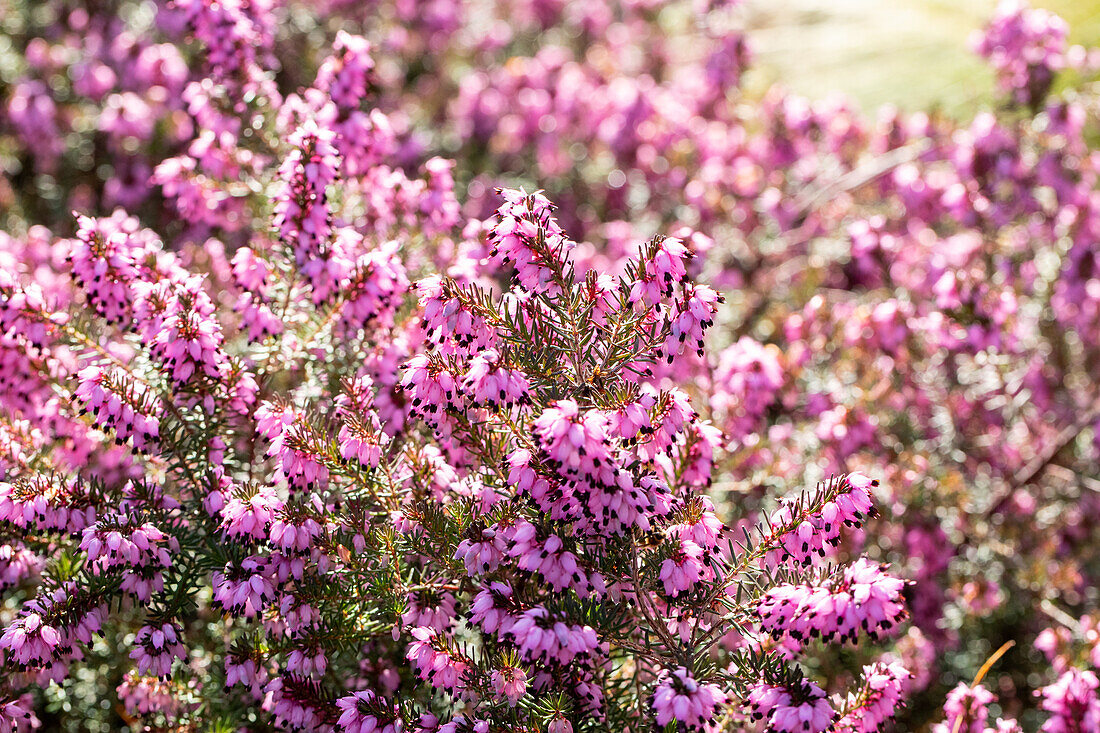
4,0 -> 1100,731
0,115 -> 909,732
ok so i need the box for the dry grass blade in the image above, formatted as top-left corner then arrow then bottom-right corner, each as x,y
950,640 -> 1016,733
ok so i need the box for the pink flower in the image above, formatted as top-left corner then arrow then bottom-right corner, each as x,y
80,516 -> 176,601
630,236 -> 691,307
406,627 -> 468,691
128,622 -> 186,679
651,667 -> 726,729
768,473 -> 877,568
533,400 -> 612,479
834,662 -> 911,732
68,212 -> 154,326
1037,669 -> 1100,733
274,120 -> 339,267
256,402 -> 331,491
416,275 -> 496,356
755,559 -> 908,644
335,689 -> 402,733
0,477 -> 97,533
220,484 -> 283,541
547,717 -> 572,733
490,666 -> 528,706
747,679 -> 836,733
666,497 -> 725,551
488,188 -> 575,295
454,526 -> 508,576
0,612 -> 62,669
933,683 -> 995,733
315,32 -> 375,110
972,0 -> 1069,106
462,350 -> 531,409
663,284 -> 722,363
212,557 -> 275,618
401,354 -> 462,424
659,540 -> 710,597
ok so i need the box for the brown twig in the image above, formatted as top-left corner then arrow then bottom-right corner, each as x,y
984,396 -> 1100,518
790,139 -> 933,225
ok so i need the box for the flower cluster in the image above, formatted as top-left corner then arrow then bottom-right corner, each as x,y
933,683 -> 1004,733
487,188 -> 575,295
129,622 -> 187,679
971,0 -> 1071,107
748,678 -> 836,733
767,473 -> 878,567
755,559 -> 908,644
651,667 -> 726,728
833,662 -> 910,733
335,690 -> 402,733
74,366 -> 162,453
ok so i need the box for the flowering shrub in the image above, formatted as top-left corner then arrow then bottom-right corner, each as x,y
3,0 -> 1100,731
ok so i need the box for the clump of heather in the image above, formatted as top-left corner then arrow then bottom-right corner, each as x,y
0,123 -> 907,730
0,12 -> 913,724
4,0 -> 1100,730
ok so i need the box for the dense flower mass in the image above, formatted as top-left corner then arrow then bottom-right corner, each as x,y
748,678 -> 836,733
755,559 -> 908,644
0,0 -> 1099,730
651,667 -> 727,728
